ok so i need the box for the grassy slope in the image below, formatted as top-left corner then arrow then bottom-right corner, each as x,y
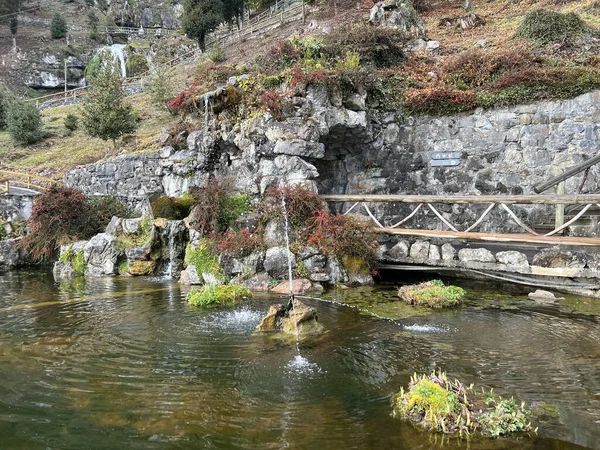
2,0 -> 599,178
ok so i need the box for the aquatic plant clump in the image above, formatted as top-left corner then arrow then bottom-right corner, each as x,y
186,285 -> 252,307
398,280 -> 465,308
392,372 -> 533,437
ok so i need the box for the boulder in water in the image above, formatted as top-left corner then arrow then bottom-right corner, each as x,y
256,300 -> 324,336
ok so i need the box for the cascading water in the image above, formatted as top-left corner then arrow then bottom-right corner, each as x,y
163,222 -> 176,278
108,44 -> 127,78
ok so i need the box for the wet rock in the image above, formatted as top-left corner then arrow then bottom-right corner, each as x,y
202,272 -> 223,286
179,265 -> 202,285
220,250 -> 264,277
53,261 -> 77,280
0,239 -> 26,272
282,301 -> 325,336
326,257 -> 349,284
528,289 -> 565,303
385,240 -> 410,261
235,213 -> 261,233
441,243 -> 457,261
458,248 -> 495,263
128,260 -> 156,276
84,234 -> 121,277
255,304 -> 285,332
532,249 -> 587,269
410,240 -> 430,260
122,218 -> 144,235
263,220 -> 287,247
264,247 -> 296,279
496,251 -> 529,270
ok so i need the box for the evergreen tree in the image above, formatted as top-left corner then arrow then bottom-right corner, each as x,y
0,0 -> 20,39
182,0 -> 224,52
7,100 -> 43,145
51,13 -> 67,39
223,0 -> 244,28
81,61 -> 137,148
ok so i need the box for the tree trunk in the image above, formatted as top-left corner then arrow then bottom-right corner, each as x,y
199,32 -> 206,53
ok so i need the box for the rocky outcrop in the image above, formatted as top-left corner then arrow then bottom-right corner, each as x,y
84,234 -> 121,277
0,239 -> 29,272
256,301 -> 324,336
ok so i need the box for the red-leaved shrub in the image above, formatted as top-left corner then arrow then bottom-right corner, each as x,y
262,184 -> 324,229
217,229 -> 264,258
21,185 -> 100,261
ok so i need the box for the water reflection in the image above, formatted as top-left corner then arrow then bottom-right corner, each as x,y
0,272 -> 597,449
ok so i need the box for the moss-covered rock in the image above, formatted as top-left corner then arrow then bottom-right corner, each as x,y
516,9 -> 588,46
392,372 -> 533,437
256,300 -> 324,337
398,280 -> 465,308
128,260 -> 156,276
186,284 -> 252,307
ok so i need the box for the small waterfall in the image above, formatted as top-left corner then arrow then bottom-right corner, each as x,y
108,44 -> 127,78
163,223 -> 176,278
201,92 -> 215,132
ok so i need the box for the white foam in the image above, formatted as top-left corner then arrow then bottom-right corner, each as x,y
404,324 -> 447,333
205,307 -> 263,329
285,355 -> 322,376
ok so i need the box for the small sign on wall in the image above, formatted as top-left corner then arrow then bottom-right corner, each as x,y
431,152 -> 462,167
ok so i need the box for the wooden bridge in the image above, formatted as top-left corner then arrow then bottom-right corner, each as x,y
0,170 -> 62,194
321,194 -> 600,247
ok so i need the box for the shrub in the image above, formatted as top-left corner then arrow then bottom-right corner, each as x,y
217,229 -> 264,258
404,87 -> 477,115
88,196 -> 135,229
186,284 -> 252,307
7,100 -> 43,145
184,240 -> 223,279
209,42 -> 226,63
516,9 -> 587,46
307,211 -> 377,264
21,186 -> 100,261
189,179 -> 249,234
59,245 -> 87,274
64,113 -> 79,133
262,184 -> 324,229
151,196 -> 195,220
398,280 -> 466,308
392,371 -> 533,437
126,53 -> 149,77
147,67 -> 176,107
219,195 -> 251,230
51,13 -> 67,39
0,90 -> 10,130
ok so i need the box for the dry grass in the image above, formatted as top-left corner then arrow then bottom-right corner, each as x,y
0,93 -> 178,178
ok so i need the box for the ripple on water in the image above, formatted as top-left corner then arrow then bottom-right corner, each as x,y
404,324 -> 450,333
201,307 -> 264,331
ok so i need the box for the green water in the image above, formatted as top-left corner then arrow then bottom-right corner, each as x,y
0,271 -> 598,449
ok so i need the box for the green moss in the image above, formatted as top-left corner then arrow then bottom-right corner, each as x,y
72,249 -> 86,274
151,196 -> 194,220
186,284 -> 252,307
398,280 -> 465,308
59,245 -> 73,264
294,260 -> 309,278
392,372 -> 533,437
117,218 -> 153,250
126,53 -> 149,77
516,9 -> 588,46
118,260 -> 129,275
184,240 -> 223,280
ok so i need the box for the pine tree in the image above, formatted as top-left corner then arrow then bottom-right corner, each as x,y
81,61 -> 137,149
223,0 -> 244,28
7,100 -> 43,145
51,13 -> 67,39
182,0 -> 224,52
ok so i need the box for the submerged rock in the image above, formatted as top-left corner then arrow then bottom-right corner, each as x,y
528,289 -> 565,303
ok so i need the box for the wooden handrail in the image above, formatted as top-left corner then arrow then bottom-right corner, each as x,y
320,194 -> 600,205
533,153 -> 600,193
0,170 -> 62,185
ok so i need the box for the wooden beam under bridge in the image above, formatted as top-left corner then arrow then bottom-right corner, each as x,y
320,194 -> 600,205
375,228 -> 600,247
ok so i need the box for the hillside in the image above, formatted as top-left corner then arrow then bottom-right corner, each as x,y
0,0 -> 599,178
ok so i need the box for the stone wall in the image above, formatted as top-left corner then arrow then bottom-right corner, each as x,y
0,194 -> 36,221
65,88 -> 600,235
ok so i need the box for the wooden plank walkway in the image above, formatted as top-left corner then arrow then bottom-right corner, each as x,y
376,228 -> 600,247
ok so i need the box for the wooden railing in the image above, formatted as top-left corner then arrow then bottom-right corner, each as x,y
0,170 -> 62,194
321,194 -> 600,246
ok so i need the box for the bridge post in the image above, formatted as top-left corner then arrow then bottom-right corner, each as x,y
555,181 -> 565,233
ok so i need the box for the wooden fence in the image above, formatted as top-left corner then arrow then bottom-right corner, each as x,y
0,170 -> 62,194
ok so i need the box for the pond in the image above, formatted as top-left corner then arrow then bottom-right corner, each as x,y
0,271 -> 598,449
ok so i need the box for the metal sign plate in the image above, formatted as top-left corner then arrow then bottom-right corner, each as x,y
431,159 -> 461,167
431,152 -> 462,160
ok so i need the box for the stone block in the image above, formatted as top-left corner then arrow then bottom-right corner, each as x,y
264,247 -> 296,279
532,249 -> 587,269
441,243 -> 457,261
496,251 -> 529,270
428,244 -> 441,261
458,248 -> 495,263
385,240 -> 410,261
409,240 -> 430,260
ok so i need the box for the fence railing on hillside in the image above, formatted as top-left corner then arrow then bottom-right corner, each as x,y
320,194 -> 600,246
0,170 -> 62,194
